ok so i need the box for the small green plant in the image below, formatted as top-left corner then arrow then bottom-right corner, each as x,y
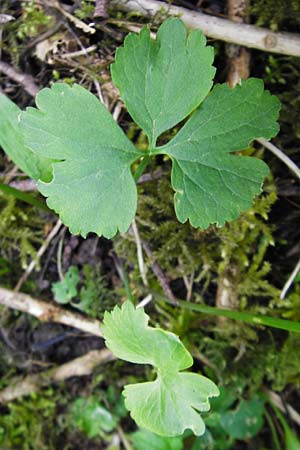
0,17 -> 282,439
103,301 -> 219,436
52,264 -> 117,318
69,396 -> 117,439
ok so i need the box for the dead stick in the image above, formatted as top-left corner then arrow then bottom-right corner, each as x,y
110,0 -> 300,57
0,287 -> 103,337
0,349 -> 114,403
264,388 -> 300,427
14,219 -> 63,292
94,0 -> 109,18
141,241 -> 178,304
0,61 -> 39,97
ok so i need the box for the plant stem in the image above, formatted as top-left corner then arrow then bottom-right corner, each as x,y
154,292 -> 300,333
133,155 -> 150,182
264,409 -> 282,450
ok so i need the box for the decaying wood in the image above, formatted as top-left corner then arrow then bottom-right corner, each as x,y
0,349 -> 114,403
0,287 -> 103,337
226,0 -> 250,87
110,0 -> 300,57
0,61 -> 39,97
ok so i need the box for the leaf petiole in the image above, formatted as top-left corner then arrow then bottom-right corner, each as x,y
133,155 -> 150,182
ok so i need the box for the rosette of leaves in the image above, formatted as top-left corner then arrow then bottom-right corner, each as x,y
0,18 -> 280,238
102,301 -> 219,437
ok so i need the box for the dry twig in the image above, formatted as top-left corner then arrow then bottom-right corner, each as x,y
110,0 -> 300,57
131,220 -> 148,287
0,61 -> 39,97
0,349 -> 114,403
257,138 -> 300,182
14,219 -> 63,292
141,240 -> 178,304
0,287 -> 103,337
264,388 -> 300,427
280,255 -> 300,300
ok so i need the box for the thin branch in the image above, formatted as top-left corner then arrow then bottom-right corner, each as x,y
264,388 -> 300,427
0,61 -> 39,97
14,219 -> 63,292
141,240 -> 178,304
131,220 -> 148,287
93,78 -> 107,106
0,287 -> 103,337
51,1 -> 96,34
137,294 -> 153,308
257,138 -> 300,181
110,0 -> 300,57
280,255 -> 300,299
0,349 -> 114,403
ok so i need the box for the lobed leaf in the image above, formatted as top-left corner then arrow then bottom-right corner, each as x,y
112,18 -> 215,147
102,302 -> 219,436
20,83 -> 142,238
70,396 -> 116,438
3,19 -> 280,239
52,266 -> 79,304
154,79 -> 280,228
0,92 -> 53,181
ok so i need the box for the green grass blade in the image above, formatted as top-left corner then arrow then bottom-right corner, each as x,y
0,183 -> 50,211
155,293 -> 300,333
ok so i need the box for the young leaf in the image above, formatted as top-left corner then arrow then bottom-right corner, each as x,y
102,302 -> 219,437
52,266 -> 79,304
154,79 -> 280,228
220,397 -> 265,440
70,396 -> 116,438
0,92 -> 53,181
20,83 -> 142,238
111,18 -> 215,147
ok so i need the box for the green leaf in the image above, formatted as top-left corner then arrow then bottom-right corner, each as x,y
0,92 -> 53,181
131,429 -> 183,450
70,396 -> 116,438
155,79 -> 280,228
102,302 -> 219,437
220,397 -> 265,440
111,18 -> 215,147
52,266 -> 79,304
20,83 -> 142,238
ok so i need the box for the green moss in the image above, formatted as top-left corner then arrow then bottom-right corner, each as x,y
115,164 -> 278,308
250,0 -> 300,31
0,191 -> 44,275
0,389 -> 59,450
75,1 -> 95,20
17,1 -> 52,40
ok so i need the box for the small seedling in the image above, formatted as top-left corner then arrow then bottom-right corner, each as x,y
0,17 -> 281,438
